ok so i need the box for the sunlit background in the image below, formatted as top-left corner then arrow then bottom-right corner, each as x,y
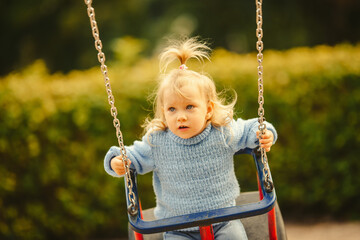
1,0 -> 360,239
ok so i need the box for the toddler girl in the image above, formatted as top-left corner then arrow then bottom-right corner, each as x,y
104,37 -> 277,239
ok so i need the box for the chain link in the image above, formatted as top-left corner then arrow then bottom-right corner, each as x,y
84,0 -> 138,215
256,0 -> 273,193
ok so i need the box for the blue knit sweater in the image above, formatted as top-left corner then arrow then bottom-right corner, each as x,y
104,118 -> 277,221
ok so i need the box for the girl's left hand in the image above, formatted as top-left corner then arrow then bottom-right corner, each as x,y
256,130 -> 274,152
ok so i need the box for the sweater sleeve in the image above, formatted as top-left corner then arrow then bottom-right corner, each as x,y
104,135 -> 155,178
227,118 -> 278,153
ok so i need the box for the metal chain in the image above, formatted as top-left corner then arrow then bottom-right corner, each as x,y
255,0 -> 273,192
83,0 -> 138,215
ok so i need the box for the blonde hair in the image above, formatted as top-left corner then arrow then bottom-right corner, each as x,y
143,37 -> 237,133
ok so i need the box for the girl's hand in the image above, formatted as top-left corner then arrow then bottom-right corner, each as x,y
111,156 -> 131,176
256,130 -> 274,152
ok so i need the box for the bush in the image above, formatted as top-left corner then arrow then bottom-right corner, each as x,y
210,44 -> 360,219
0,43 -> 359,239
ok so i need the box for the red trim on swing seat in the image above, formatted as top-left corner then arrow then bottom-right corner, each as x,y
199,225 -> 215,240
268,207 -> 277,240
134,230 -> 144,240
134,201 -> 144,240
257,174 -> 277,240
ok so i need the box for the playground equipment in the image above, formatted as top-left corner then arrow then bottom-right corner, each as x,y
84,0 -> 287,239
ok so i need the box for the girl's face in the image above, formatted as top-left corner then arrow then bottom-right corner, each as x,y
162,85 -> 213,139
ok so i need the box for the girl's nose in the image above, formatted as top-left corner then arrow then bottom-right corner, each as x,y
177,113 -> 187,122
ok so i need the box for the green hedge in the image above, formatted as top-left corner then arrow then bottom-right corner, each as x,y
209,44 -> 360,219
1,43 -> 359,239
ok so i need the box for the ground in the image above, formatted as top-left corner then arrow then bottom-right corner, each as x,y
285,221 -> 360,240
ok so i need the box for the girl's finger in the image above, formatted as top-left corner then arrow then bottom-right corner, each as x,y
264,131 -> 272,138
263,141 -> 273,146
260,138 -> 272,144
261,142 -> 272,148
257,130 -> 272,139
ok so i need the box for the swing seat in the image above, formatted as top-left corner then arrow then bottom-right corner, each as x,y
125,148 -> 287,239
128,191 -> 287,240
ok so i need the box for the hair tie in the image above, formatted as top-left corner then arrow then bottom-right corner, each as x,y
179,64 -> 188,70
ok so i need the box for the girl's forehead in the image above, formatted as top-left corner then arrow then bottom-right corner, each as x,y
164,85 -> 201,98
162,85 -> 205,105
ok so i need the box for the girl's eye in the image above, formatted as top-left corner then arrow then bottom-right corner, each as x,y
186,105 -> 194,110
168,107 -> 175,112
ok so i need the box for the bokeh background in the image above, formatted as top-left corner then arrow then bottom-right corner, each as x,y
1,0 -> 360,239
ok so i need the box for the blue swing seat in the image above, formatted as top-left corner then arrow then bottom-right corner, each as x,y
125,147 -> 277,234
128,192 -> 287,240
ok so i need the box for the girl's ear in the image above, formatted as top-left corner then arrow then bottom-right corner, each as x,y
206,101 -> 214,120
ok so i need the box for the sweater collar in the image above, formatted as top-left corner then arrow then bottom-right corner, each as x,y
168,124 -> 212,145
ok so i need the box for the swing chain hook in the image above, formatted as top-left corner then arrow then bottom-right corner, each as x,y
84,0 -> 138,216
256,0 -> 273,192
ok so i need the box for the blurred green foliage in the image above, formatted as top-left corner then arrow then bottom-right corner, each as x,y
1,42 -> 360,239
1,0 -> 359,75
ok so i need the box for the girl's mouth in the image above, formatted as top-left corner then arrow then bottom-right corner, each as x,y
179,126 -> 189,129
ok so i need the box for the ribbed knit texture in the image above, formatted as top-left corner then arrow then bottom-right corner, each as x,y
104,118 -> 277,224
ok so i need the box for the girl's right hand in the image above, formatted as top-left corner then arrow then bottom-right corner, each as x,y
111,156 -> 131,176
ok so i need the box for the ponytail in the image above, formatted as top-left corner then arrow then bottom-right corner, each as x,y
159,37 -> 211,72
